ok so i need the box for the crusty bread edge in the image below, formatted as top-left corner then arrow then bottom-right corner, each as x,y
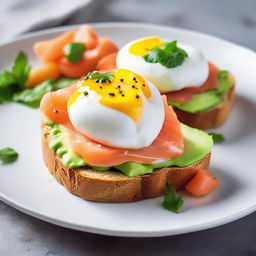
173,86 -> 235,130
42,124 -> 211,203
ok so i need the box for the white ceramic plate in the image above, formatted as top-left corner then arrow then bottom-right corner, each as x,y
0,23 -> 256,237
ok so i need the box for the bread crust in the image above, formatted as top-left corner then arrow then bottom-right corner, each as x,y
42,125 -> 211,203
173,87 -> 235,130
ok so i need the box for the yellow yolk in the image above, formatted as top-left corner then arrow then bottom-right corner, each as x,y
68,69 -> 151,122
128,36 -> 163,56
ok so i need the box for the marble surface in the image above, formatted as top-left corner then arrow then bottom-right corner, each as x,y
1,0 -> 256,255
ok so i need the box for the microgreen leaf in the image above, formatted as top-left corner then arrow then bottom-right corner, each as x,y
85,71 -> 115,83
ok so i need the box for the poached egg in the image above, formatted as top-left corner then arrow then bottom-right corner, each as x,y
68,69 -> 164,149
116,36 -> 209,93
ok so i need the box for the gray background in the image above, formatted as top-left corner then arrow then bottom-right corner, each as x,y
1,0 -> 256,255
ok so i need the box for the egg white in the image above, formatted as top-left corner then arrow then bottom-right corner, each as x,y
68,80 -> 165,149
116,38 -> 209,93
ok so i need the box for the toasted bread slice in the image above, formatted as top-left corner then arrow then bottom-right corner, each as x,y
173,87 -> 235,130
42,125 -> 211,203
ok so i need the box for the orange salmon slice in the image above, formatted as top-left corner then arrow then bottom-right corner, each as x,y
165,62 -> 219,103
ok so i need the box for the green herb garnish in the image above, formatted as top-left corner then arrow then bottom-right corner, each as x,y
12,52 -> 31,88
144,41 -> 188,68
0,147 -> 19,164
53,78 -> 76,90
85,71 -> 114,83
162,183 -> 184,213
0,51 -> 31,103
13,78 -> 75,108
208,133 -> 225,144
64,43 -> 86,63
13,80 -> 54,108
168,70 -> 235,113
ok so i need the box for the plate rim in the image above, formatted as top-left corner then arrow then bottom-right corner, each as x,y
0,22 -> 256,237
1,21 -> 255,55
1,191 -> 256,237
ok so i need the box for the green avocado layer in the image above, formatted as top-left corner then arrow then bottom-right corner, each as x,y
46,122 -> 213,177
168,71 -> 234,113
115,124 -> 213,176
46,122 -> 110,171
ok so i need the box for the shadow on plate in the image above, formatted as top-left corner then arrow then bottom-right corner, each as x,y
209,95 -> 256,143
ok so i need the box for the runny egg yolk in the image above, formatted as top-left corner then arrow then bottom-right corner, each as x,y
128,36 -> 163,56
68,69 -> 151,122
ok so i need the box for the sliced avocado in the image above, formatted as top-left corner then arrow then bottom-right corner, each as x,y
168,90 -> 222,113
47,123 -> 111,170
53,78 -> 76,90
115,161 -> 153,177
62,152 -> 86,168
48,124 -> 112,170
168,70 -> 234,113
114,124 -> 213,177
164,124 -> 213,167
48,125 -> 87,168
46,123 -> 213,177
217,70 -> 234,93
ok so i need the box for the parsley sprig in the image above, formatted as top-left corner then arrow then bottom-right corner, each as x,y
162,183 -> 184,213
85,71 -> 115,83
144,41 -> 188,69
0,51 -> 75,108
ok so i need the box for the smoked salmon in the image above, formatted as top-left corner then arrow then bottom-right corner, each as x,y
96,52 -> 118,71
165,62 -> 219,103
26,63 -> 61,88
73,25 -> 99,50
34,26 -> 118,79
58,38 -> 118,78
34,31 -> 75,63
40,83 -> 77,125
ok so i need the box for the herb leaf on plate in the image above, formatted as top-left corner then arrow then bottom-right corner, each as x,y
13,80 -> 54,108
0,51 -> 31,103
53,78 -> 76,90
12,52 -> 31,88
13,78 -> 76,108
162,183 -> 184,213
209,133 -> 225,144
0,147 -> 19,164
0,71 -> 18,103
